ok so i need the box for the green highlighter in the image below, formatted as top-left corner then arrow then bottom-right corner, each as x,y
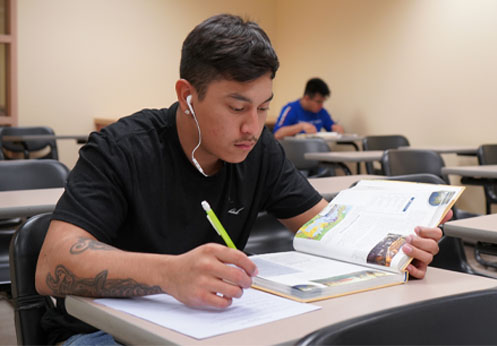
201,200 -> 237,249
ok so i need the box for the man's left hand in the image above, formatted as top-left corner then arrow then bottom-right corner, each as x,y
401,209 -> 453,279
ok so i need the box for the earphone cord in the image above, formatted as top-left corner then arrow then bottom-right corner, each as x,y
191,112 -> 208,177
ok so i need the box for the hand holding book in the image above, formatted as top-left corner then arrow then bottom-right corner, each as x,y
402,208 -> 452,279
251,179 -> 464,302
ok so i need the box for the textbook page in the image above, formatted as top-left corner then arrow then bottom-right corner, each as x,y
251,251 -> 405,302
95,288 -> 320,340
294,179 -> 464,272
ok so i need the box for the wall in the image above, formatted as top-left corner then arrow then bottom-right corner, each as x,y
16,0 -> 276,168
273,0 -> 497,213
16,0 -> 497,213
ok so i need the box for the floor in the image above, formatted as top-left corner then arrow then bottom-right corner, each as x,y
0,243 -> 496,345
0,291 -> 15,346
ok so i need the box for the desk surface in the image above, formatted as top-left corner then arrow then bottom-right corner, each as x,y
305,150 -> 383,163
308,174 -> 382,199
444,214 -> 497,243
2,134 -> 88,143
65,267 -> 497,345
296,133 -> 364,143
442,165 -> 497,178
0,188 -> 63,218
399,145 -> 477,155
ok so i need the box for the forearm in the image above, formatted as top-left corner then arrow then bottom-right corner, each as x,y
274,123 -> 305,139
35,220 -> 169,298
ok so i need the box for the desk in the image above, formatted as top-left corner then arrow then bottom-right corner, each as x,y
308,174 -> 382,200
305,151 -> 384,175
65,267 -> 497,345
442,165 -> 497,179
305,150 -> 383,163
297,133 -> 364,155
297,133 -> 364,144
0,188 -> 63,218
399,146 -> 477,155
2,134 -> 89,144
444,214 -> 497,243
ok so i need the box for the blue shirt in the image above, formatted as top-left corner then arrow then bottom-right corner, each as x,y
273,99 -> 335,134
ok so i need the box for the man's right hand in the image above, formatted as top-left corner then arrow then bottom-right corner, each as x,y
164,243 -> 258,308
301,122 -> 317,134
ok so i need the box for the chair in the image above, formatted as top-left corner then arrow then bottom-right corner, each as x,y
244,212 -> 294,254
362,135 -> 410,174
381,149 -> 477,220
381,149 -> 448,183
295,288 -> 497,345
9,213 -> 54,345
0,160 -> 69,289
279,137 -> 349,177
0,126 -> 59,160
477,144 -> 497,214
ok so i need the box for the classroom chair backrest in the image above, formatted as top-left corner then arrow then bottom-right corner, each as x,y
477,144 -> 497,214
279,137 -> 335,177
0,159 -> 69,191
0,126 -> 58,160
295,288 -> 497,345
361,135 -> 410,174
244,212 -> 294,254
381,149 -> 448,183
0,160 -> 69,291
9,213 -> 53,345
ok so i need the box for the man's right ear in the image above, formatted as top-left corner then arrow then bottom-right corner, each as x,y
175,79 -> 194,115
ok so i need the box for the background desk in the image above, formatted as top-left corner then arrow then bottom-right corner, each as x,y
0,188 -> 63,218
305,150 -> 383,163
399,145 -> 477,155
444,214 -> 497,243
308,174 -> 381,200
2,134 -> 89,144
66,268 -> 497,345
442,165 -> 497,179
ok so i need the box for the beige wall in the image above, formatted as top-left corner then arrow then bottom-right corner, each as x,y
273,0 -> 497,213
17,0 -> 497,212
17,0 -> 276,168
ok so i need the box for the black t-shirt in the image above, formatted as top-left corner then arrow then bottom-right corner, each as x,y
44,102 -> 322,343
53,102 -> 321,252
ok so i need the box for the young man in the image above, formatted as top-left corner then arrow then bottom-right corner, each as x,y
273,78 -> 344,139
35,14 -> 445,344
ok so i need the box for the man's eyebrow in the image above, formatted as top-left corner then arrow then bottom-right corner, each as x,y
228,93 -> 274,104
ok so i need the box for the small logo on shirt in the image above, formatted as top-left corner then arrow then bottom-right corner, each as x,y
228,207 -> 245,215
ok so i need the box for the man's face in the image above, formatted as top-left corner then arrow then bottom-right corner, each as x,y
192,73 -> 273,164
304,93 -> 327,113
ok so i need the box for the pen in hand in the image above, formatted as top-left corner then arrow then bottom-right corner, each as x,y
201,200 -> 237,249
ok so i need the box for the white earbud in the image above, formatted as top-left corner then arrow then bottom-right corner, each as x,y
186,94 -> 208,177
186,94 -> 194,116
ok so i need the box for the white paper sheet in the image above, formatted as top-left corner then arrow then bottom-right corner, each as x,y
95,288 -> 320,339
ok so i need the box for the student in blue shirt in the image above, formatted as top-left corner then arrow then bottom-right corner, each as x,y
273,78 -> 344,139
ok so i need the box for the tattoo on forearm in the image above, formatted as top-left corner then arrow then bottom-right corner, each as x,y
70,238 -> 116,254
46,265 -> 163,297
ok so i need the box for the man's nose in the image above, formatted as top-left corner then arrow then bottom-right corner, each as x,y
241,109 -> 260,134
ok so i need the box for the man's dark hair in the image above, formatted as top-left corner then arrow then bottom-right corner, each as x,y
304,78 -> 330,98
180,14 -> 279,99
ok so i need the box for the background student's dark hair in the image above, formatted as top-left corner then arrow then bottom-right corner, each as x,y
180,14 -> 279,100
304,78 -> 330,98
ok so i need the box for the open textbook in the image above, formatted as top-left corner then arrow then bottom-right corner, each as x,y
251,179 -> 464,302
